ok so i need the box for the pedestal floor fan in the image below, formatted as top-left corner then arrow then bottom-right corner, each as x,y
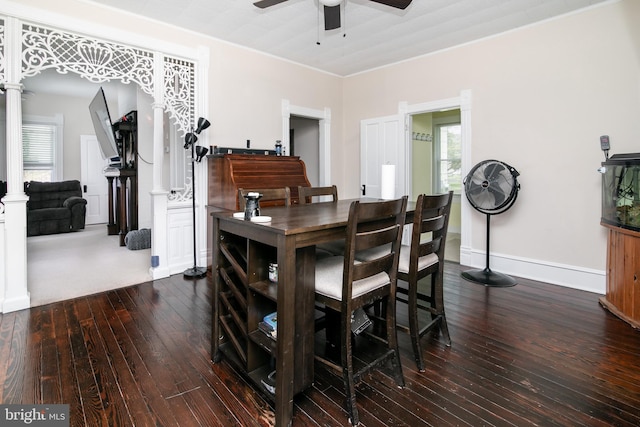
462,159 -> 520,287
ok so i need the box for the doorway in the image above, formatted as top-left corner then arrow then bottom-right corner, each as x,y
282,100 -> 331,187
290,116 -> 320,186
81,134 -> 110,225
17,70 -> 151,306
411,110 -> 462,262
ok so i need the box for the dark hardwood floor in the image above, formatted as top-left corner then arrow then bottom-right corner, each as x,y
1,262 -> 639,426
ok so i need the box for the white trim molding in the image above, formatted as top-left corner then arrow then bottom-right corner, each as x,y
281,100 -> 332,186
462,247 -> 606,294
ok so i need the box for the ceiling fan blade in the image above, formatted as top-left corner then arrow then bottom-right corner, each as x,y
324,5 -> 341,30
368,0 -> 412,10
253,0 -> 289,9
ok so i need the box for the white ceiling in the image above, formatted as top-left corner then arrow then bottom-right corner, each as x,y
20,0 -> 609,96
82,0 -> 609,77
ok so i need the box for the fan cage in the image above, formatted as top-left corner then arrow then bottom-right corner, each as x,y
464,159 -> 520,215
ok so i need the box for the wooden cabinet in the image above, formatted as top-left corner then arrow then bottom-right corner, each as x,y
600,223 -> 640,328
213,226 -> 311,401
206,153 -> 311,266
207,154 -> 311,210
106,111 -> 138,246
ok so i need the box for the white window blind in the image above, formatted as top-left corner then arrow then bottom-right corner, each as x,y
23,123 -> 56,182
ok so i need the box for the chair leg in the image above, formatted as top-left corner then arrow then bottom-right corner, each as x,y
434,271 -> 451,347
385,296 -> 405,386
439,312 -> 452,347
342,311 -> 359,426
407,279 -> 425,371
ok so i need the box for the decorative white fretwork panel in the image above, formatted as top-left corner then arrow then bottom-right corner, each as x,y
0,20 -> 5,83
14,20 -> 199,199
19,21 -> 197,138
21,23 -> 155,97
164,57 -> 195,136
168,176 -> 194,203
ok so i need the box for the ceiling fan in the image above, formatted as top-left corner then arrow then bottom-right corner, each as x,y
254,0 -> 412,31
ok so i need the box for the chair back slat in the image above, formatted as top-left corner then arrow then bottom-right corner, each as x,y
238,187 -> 291,209
419,215 -> 446,234
298,185 -> 338,204
417,236 -> 442,258
351,255 -> 395,282
355,225 -> 399,251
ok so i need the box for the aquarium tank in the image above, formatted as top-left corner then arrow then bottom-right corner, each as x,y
601,153 -> 640,232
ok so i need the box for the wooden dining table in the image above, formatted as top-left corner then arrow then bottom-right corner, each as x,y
210,198 -> 414,427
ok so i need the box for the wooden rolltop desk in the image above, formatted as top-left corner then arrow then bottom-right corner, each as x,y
207,154 -> 311,210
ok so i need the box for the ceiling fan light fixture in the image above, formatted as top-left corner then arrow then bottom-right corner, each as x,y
319,0 -> 342,7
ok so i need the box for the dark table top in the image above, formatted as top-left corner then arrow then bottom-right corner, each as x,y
211,198 -> 415,236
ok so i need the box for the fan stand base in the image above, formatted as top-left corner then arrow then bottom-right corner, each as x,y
184,266 -> 207,279
461,268 -> 516,287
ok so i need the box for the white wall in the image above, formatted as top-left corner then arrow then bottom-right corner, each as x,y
344,0 -> 640,291
17,91 -> 93,181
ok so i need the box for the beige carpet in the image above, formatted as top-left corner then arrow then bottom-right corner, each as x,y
27,224 -> 152,307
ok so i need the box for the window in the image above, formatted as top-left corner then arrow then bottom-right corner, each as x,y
23,114 -> 63,182
433,123 -> 462,194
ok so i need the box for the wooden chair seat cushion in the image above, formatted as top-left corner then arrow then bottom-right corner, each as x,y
315,256 -> 390,300
400,250 -> 439,274
356,244 -> 439,274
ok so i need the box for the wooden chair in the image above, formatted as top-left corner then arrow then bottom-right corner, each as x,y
298,185 -> 344,257
314,197 -> 407,426
237,187 -> 291,210
397,192 -> 453,371
359,192 -> 453,371
298,185 -> 338,204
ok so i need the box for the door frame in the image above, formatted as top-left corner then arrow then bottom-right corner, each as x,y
399,89 -> 472,266
281,100 -> 331,186
80,134 -> 109,225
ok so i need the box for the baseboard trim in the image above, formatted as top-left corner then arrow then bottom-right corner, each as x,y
460,246 -> 605,294
2,292 -> 31,313
151,266 -> 171,280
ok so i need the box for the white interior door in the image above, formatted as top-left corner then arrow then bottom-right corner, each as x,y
80,135 -> 109,225
361,114 -> 411,243
360,114 -> 406,198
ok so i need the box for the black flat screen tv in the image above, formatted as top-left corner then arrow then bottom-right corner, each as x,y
89,87 -> 121,168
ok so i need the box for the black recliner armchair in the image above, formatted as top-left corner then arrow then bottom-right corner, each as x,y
25,180 -> 87,236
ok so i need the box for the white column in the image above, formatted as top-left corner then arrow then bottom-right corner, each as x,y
150,101 -> 170,279
2,18 -> 30,313
150,189 -> 170,279
152,100 -> 165,193
2,82 -> 30,313
459,89 -> 473,267
150,53 -> 170,279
